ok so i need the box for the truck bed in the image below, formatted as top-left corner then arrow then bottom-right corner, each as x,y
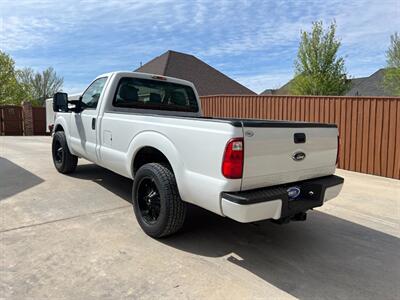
132,112 -> 337,128
109,109 -> 339,190
106,106 -> 339,191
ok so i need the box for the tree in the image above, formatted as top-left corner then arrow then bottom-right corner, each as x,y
0,51 -> 29,105
0,51 -> 63,106
290,21 -> 350,95
17,67 -> 64,105
383,33 -> 400,96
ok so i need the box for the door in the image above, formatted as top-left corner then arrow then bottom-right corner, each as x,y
70,77 -> 108,162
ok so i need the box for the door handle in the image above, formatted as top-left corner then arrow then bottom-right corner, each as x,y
92,118 -> 96,130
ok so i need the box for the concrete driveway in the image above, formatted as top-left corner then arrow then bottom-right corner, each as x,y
1,136 -> 399,299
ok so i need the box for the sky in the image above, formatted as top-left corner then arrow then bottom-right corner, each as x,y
1,0 -> 399,94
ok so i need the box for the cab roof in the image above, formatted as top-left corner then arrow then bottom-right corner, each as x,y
95,71 -> 195,88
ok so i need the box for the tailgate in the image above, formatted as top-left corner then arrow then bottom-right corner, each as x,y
242,122 -> 338,190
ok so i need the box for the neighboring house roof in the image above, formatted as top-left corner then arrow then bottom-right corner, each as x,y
345,69 -> 389,96
348,77 -> 367,88
261,68 -> 392,96
135,50 -> 255,96
260,89 -> 275,95
260,79 -> 293,95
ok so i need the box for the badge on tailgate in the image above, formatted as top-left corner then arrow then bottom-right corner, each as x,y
287,186 -> 301,199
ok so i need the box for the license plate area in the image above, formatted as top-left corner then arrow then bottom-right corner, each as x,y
287,183 -> 322,201
284,183 -> 323,216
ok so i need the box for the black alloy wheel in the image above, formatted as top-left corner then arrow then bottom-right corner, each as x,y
54,140 -> 64,164
132,163 -> 186,238
51,131 -> 78,174
137,177 -> 161,224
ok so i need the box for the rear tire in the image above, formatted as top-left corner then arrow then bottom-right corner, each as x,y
132,163 -> 186,238
52,131 -> 78,174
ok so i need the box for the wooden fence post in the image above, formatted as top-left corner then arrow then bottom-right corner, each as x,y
0,107 -> 3,135
21,101 -> 34,136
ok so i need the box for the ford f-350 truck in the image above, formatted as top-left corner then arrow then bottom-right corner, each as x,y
52,71 -> 343,238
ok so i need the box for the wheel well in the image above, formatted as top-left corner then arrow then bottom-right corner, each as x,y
54,124 -> 64,132
133,147 -> 172,175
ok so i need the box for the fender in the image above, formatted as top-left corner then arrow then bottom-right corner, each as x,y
126,130 -> 188,200
53,114 -> 77,156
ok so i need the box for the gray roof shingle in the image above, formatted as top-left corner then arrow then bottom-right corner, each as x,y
135,50 -> 255,96
345,69 -> 389,96
260,69 -> 395,96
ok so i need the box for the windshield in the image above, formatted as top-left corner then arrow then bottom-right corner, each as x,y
113,77 -> 199,112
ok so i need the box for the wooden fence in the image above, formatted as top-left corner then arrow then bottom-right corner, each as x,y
0,106 -> 23,135
0,104 -> 47,136
32,107 -> 46,135
201,95 -> 400,179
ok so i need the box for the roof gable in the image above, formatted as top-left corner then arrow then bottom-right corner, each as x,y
135,50 -> 255,96
135,51 -> 170,75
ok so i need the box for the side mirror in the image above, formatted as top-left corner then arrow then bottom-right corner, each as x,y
53,92 -> 68,112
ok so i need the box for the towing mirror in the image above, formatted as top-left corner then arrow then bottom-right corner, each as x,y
53,92 -> 68,112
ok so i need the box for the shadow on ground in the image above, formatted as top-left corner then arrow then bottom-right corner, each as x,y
71,163 -> 133,203
166,207 -> 400,299
0,157 -> 44,201
71,163 -> 400,300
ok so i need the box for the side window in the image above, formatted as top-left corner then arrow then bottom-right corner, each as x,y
81,77 -> 107,109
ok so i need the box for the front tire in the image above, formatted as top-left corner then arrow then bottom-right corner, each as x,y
132,163 -> 186,238
52,131 -> 78,174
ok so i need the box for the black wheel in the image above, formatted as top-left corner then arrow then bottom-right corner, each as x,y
52,131 -> 78,174
132,163 -> 186,238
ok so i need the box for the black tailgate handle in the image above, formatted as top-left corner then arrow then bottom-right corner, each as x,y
294,133 -> 306,143
92,118 -> 96,130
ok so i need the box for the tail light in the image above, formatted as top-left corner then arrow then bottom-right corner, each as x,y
222,138 -> 244,179
336,135 -> 340,166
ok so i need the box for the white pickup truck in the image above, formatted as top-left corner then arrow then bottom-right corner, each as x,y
52,71 -> 343,238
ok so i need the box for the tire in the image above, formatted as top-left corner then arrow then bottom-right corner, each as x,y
52,131 -> 78,174
132,163 -> 186,238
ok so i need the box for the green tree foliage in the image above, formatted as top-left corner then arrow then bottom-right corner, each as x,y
0,51 -> 29,105
0,50 -> 64,106
290,21 -> 350,95
383,33 -> 400,96
17,67 -> 64,106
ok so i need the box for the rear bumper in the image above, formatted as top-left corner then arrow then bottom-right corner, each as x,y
221,175 -> 344,223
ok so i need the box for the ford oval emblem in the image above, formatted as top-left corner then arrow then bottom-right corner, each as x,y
292,151 -> 306,161
287,186 -> 301,199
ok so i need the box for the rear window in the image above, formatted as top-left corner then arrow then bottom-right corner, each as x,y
112,77 -> 199,112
